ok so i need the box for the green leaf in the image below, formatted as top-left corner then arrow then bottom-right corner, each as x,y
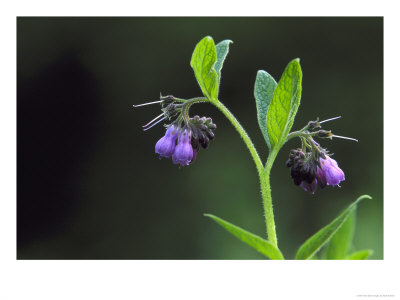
344,250 -> 373,260
190,36 -> 218,101
323,209 -> 356,259
204,213 -> 284,260
215,39 -> 233,93
295,195 -> 371,260
254,70 -> 278,149
266,58 -> 302,151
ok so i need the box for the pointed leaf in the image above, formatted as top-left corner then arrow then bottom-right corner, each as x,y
323,209 -> 356,259
215,39 -> 233,93
344,250 -> 373,260
267,58 -> 302,151
190,36 -> 218,101
295,195 -> 371,260
204,214 -> 284,260
254,70 -> 278,149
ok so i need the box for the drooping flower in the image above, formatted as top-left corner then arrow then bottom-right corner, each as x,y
284,116 -> 354,193
172,129 -> 193,166
286,148 -> 345,193
134,96 -> 217,166
155,125 -> 179,158
316,156 -> 345,187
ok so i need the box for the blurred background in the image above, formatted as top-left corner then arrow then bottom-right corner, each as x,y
17,17 -> 383,259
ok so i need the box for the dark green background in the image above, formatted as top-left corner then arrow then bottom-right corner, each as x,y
17,17 -> 383,259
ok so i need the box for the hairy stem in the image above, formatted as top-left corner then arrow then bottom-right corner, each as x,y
286,130 -> 318,141
211,100 -> 263,174
210,99 -> 278,247
262,149 -> 279,247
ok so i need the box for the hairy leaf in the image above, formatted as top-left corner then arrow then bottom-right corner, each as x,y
295,195 -> 371,260
267,58 -> 302,151
190,36 -> 218,101
254,70 -> 277,149
344,250 -> 373,260
204,214 -> 284,260
215,39 -> 233,95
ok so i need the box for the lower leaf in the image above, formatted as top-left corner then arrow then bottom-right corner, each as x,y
295,195 -> 371,260
204,214 -> 284,260
322,209 -> 356,259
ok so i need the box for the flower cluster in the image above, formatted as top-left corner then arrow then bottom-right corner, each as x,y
134,95 -> 216,166
286,148 -> 345,194
285,116 -> 354,194
155,116 -> 217,166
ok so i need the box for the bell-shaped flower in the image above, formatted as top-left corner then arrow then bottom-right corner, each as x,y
317,156 -> 345,187
155,125 -> 179,158
172,129 -> 193,166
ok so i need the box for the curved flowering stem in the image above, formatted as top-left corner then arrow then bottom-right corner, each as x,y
210,99 -> 264,175
181,97 -> 209,122
286,130 -> 318,141
209,99 -> 278,247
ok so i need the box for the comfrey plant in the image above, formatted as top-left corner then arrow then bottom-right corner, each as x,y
134,36 -> 373,260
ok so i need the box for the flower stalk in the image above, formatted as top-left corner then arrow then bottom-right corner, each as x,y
210,98 -> 278,247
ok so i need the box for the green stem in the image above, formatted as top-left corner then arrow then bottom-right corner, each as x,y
210,99 -> 278,247
211,100 -> 263,174
262,149 -> 279,247
286,130 -> 318,141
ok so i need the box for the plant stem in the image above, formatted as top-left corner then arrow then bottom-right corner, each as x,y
286,130 -> 318,141
211,99 -> 278,247
262,149 -> 279,247
211,100 -> 263,174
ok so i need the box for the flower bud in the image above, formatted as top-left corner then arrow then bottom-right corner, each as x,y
317,130 -> 333,139
307,120 -> 320,130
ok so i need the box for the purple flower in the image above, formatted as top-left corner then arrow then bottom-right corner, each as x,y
317,156 -> 345,187
300,179 -> 318,194
155,125 -> 178,158
172,129 -> 193,166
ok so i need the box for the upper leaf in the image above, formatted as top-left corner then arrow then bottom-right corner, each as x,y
295,195 -> 371,260
190,36 -> 219,101
254,70 -> 278,150
204,213 -> 284,260
322,209 -> 356,259
344,249 -> 373,260
214,39 -> 233,96
266,58 -> 302,151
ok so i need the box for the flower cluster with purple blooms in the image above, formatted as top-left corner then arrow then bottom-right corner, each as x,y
134,95 -> 216,166
283,116 -> 355,194
286,148 -> 345,194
